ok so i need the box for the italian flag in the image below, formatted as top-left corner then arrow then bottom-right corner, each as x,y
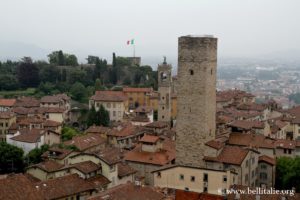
127,39 -> 134,45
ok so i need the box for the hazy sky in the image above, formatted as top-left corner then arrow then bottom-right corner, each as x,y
0,0 -> 299,64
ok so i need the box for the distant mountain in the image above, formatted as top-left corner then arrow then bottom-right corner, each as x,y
0,41 -> 49,61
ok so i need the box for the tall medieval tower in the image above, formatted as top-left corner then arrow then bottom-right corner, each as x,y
176,35 -> 217,167
158,57 -> 172,122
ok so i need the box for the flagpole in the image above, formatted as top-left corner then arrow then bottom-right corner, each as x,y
133,44 -> 135,57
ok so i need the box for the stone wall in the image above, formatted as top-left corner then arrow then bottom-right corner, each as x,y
176,36 -> 217,167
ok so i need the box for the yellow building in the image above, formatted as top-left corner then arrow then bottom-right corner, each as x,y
0,112 -> 16,142
149,93 -> 177,119
152,165 -> 237,195
90,91 -> 128,122
123,87 -> 153,109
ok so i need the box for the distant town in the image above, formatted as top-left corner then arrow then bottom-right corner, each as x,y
0,36 -> 299,200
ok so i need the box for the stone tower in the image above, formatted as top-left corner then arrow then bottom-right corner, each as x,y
158,57 -> 172,122
176,35 -> 217,167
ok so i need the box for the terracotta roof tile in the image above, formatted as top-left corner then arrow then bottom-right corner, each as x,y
204,146 -> 249,165
87,174 -> 111,188
94,147 -> 124,165
229,120 -> 264,130
36,174 -> 95,200
0,174 -> 44,200
10,129 -> 44,143
125,139 -> 175,166
71,161 -> 101,174
64,133 -> 106,151
140,135 -> 160,143
228,133 -> 276,149
29,160 -> 65,172
258,155 -> 276,166
88,182 -> 165,200
0,98 -> 16,107
275,139 -> 296,149
0,111 -> 15,119
14,97 -> 40,108
42,147 -> 74,160
117,162 -> 137,177
85,125 -> 111,134
144,121 -> 169,128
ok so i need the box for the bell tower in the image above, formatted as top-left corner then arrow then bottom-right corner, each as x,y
157,57 -> 172,122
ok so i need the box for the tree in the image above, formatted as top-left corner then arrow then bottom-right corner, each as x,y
276,156 -> 300,192
58,50 -> 65,65
17,57 -> 40,88
87,106 -> 98,126
70,82 -> 87,101
25,144 -> 49,165
98,105 -> 110,126
39,65 -> 60,83
95,78 -> 101,91
68,69 -> 87,85
65,54 -> 78,66
0,142 -> 24,174
61,126 -> 81,141
0,74 -> 19,90
87,55 -> 100,64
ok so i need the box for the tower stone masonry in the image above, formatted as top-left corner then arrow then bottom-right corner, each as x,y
157,58 -> 172,122
175,35 -> 217,167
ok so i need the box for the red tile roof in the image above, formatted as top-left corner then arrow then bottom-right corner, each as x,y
94,147 -> 124,165
140,135 -> 160,143
0,174 -> 44,200
29,160 -> 65,172
204,146 -> 249,165
91,91 -> 127,102
71,161 -> 101,174
40,95 -> 61,103
175,190 -> 224,200
10,129 -> 43,143
0,111 -> 15,119
85,125 -> 111,134
41,147 -> 74,160
258,155 -> 276,166
108,123 -> 139,138
64,133 -> 106,151
144,121 -> 169,128
43,120 -> 62,127
275,139 -> 296,149
14,97 -> 40,108
125,139 -> 175,166
88,182 -> 165,200
205,137 -> 227,150
117,162 -> 137,177
228,133 -> 276,149
0,99 -> 16,107
229,120 -> 264,130
36,174 -> 95,200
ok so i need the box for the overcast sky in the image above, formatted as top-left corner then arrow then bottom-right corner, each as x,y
0,0 -> 299,64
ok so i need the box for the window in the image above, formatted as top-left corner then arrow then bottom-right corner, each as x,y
107,103 -> 111,108
113,111 -> 116,117
191,176 -> 195,182
185,187 -> 189,191
261,164 -> 267,170
252,157 -> 255,164
260,172 -> 267,180
245,174 -> 248,182
179,174 -> 184,180
252,170 -> 255,178
189,69 -> 194,75
223,175 -> 227,182
203,187 -> 208,192
113,103 -> 116,108
203,173 -> 208,182
157,172 -> 161,178
211,69 -> 213,75
162,106 -> 165,110
162,115 -> 164,119
284,149 -> 287,154
246,160 -> 249,167
288,149 -> 292,154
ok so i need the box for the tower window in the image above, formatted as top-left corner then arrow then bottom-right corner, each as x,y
162,106 -> 165,110
211,69 -> 213,75
189,69 -> 194,75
